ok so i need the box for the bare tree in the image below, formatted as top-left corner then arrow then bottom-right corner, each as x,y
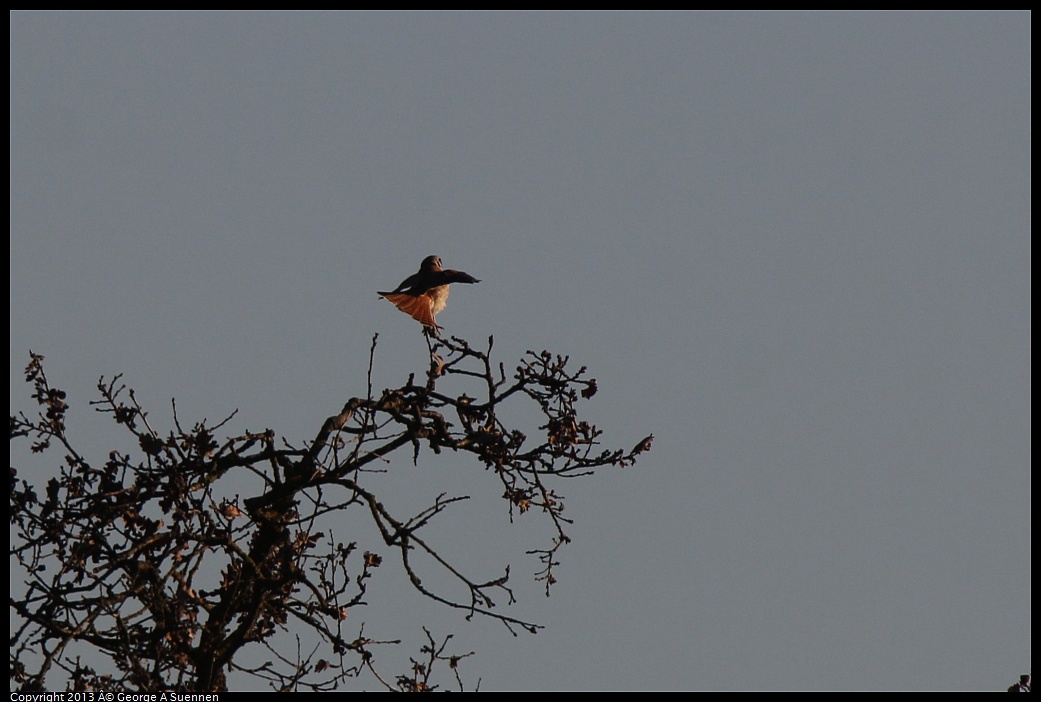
10,334 -> 652,691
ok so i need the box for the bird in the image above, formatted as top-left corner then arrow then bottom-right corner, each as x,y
378,255 -> 480,334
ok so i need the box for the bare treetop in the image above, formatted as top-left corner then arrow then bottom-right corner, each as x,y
10,334 -> 651,692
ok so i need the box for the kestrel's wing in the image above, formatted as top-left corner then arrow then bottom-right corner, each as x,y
441,270 -> 481,285
379,292 -> 441,331
388,271 -> 424,295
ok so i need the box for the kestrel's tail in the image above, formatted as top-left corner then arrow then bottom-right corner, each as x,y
378,292 -> 442,333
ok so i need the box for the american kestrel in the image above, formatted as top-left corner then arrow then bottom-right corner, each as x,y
378,255 -> 480,334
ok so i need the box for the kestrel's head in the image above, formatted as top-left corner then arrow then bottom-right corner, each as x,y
421,255 -> 443,272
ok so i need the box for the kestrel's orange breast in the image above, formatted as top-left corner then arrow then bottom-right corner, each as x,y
427,284 -> 449,316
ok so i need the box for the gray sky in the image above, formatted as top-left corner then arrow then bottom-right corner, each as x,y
10,11 -> 1030,691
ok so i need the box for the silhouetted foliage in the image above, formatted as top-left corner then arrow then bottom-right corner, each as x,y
10,335 -> 651,691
